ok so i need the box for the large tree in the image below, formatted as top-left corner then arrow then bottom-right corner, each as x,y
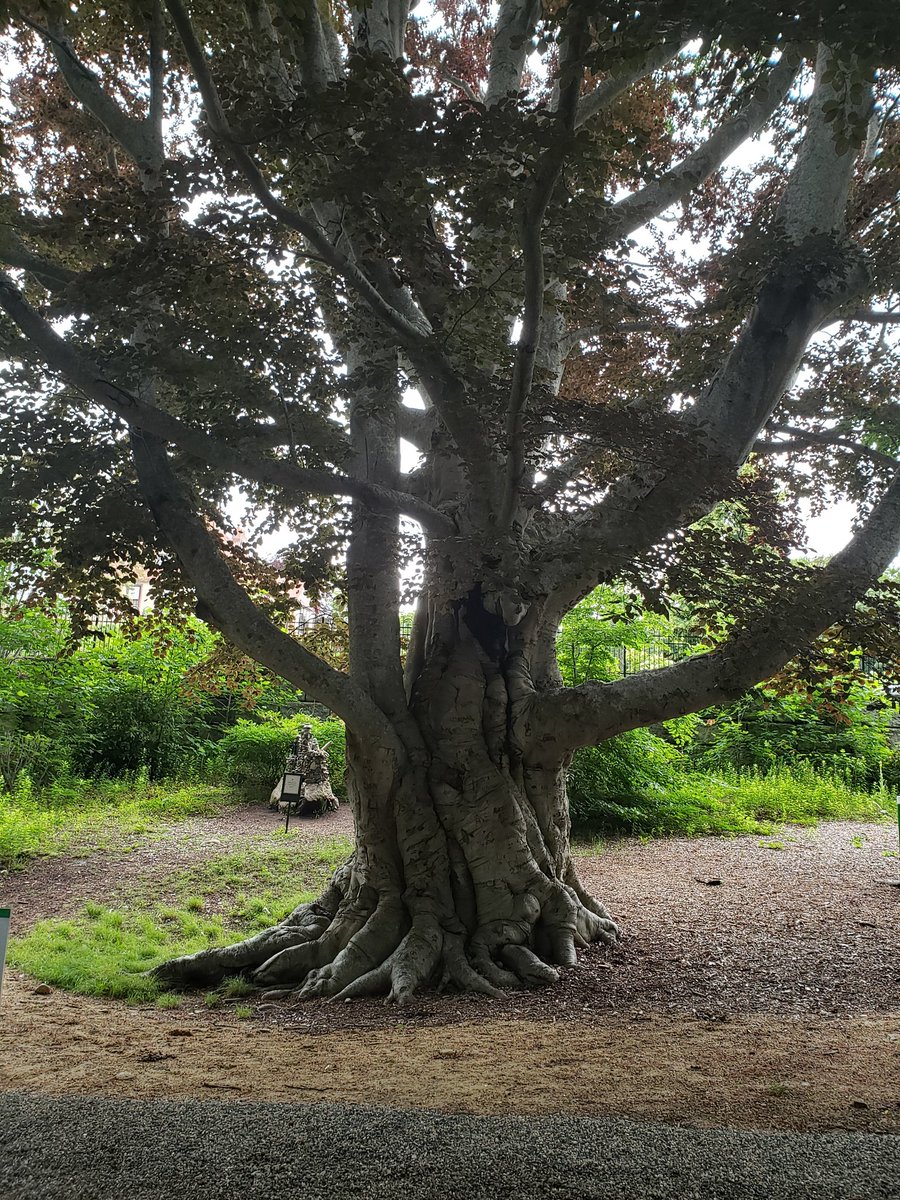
1,1 -> 899,1001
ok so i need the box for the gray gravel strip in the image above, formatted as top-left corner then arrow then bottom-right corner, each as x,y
1,1094 -> 898,1200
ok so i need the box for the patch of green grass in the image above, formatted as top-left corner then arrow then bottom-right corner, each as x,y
155,992 -> 184,1009
573,764 -> 890,844
0,778 -> 244,869
222,975 -> 257,998
767,1082 -> 789,1097
233,1004 -> 253,1019
9,835 -> 352,1002
760,840 -> 785,851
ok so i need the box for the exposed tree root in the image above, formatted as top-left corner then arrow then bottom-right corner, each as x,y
151,860 -> 618,1004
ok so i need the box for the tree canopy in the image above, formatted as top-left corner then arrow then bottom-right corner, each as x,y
1,2 -> 898,699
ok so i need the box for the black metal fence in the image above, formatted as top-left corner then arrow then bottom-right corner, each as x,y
558,636 -> 698,686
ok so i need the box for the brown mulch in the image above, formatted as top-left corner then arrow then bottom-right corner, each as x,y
2,812 -> 897,1028
0,804 -> 354,930
3,973 -> 899,1133
247,819 -> 900,1035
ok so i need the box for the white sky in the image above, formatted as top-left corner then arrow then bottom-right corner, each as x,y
803,498 -> 858,558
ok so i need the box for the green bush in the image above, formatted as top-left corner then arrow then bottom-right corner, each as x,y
567,729 -> 682,826
215,713 -> 346,801
73,676 -> 211,780
880,748 -> 900,791
570,761 -> 889,839
214,717 -> 294,791
0,609 -> 87,789
690,687 -> 894,788
0,731 -> 72,794
0,609 -> 222,789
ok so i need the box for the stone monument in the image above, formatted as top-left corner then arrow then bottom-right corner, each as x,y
270,723 -> 339,817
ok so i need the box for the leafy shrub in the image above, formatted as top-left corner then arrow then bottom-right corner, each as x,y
570,762 -> 889,839
880,748 -> 900,791
567,729 -> 682,827
0,731 -> 72,793
73,676 -> 211,780
214,718 -> 294,792
0,609 -> 223,788
690,687 -> 894,788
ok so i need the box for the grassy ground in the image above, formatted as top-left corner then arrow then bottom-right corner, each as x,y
9,835 -> 352,1003
0,776 -> 243,868
7,764 -> 893,1004
571,765 -> 892,845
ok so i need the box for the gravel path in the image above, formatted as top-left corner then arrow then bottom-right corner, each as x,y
3,1094 -> 898,1200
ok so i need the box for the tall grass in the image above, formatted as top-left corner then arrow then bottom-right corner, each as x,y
571,763 -> 892,841
0,772 -> 242,868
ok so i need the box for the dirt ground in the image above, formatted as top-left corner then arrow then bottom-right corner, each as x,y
2,807 -> 899,1133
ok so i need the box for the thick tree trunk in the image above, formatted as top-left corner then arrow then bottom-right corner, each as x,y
153,600 -> 618,1002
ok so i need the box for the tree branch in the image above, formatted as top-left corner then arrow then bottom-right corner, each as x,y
499,8 -> 589,528
350,0 -> 411,60
527,468 -> 900,757
538,46 -> 873,599
755,425 -> 899,470
164,0 -> 493,487
484,0 -> 540,105
0,273 -> 455,537
163,0 -> 430,349
147,1 -> 166,156
601,49 -> 801,242
532,443 -> 598,499
396,404 -> 430,450
130,429 -> 400,741
22,14 -> 163,177
846,309 -> 900,326
0,228 -> 77,289
574,41 -> 684,129
779,46 -> 874,243
559,319 -> 672,357
269,0 -> 340,89
440,69 -> 481,106
541,237 -> 869,596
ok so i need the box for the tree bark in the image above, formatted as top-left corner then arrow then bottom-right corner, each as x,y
153,593 -> 618,1002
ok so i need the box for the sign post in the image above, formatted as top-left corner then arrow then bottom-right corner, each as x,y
280,772 -> 304,831
0,908 -> 9,1001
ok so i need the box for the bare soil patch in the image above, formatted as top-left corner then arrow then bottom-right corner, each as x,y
2,809 -> 898,1132
0,804 -> 353,929
2,974 -> 898,1134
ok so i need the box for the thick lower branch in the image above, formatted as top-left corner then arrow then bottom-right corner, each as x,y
130,430 -> 399,741
529,469 -> 900,756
